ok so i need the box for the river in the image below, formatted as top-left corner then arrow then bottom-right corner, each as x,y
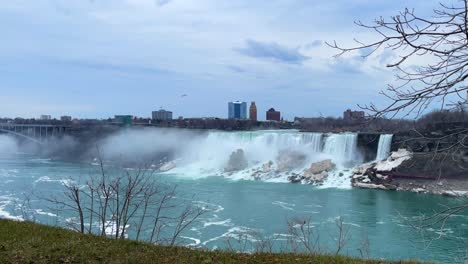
0,129 -> 467,263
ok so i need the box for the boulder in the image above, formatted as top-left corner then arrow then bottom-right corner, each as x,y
276,151 -> 306,172
306,171 -> 328,182
225,149 -> 248,172
304,159 -> 336,175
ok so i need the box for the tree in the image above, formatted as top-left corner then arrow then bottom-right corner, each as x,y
328,0 -> 468,118
45,154 -> 207,245
328,1 -> 468,177
329,1 -> 468,256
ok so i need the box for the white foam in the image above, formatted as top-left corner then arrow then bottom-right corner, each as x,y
193,201 -> 224,213
319,169 -> 353,189
0,195 -> 23,221
272,201 -> 295,211
203,219 -> 232,228
35,209 -> 57,217
180,236 -> 201,247
202,226 -> 259,246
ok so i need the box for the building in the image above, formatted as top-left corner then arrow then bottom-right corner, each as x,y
343,109 -> 365,121
249,102 -> 257,121
60,116 -> 72,122
266,108 -> 281,121
228,101 -> 247,119
40,115 -> 51,120
152,109 -> 173,121
114,115 -> 133,126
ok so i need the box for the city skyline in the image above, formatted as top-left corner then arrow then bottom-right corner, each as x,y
0,0 -> 443,120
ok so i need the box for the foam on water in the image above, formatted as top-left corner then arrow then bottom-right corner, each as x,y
0,195 -> 23,221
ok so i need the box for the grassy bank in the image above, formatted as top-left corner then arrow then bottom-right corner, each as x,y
0,219 -> 423,263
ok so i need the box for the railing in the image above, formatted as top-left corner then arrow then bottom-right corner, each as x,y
0,123 -> 70,144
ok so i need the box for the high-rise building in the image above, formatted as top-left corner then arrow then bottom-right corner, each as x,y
266,108 -> 281,121
249,102 -> 257,121
228,101 -> 247,119
152,109 -> 173,121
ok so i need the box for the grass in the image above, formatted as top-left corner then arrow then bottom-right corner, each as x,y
0,219 -> 425,264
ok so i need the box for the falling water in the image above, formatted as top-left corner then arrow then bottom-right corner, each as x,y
376,134 -> 393,161
323,133 -> 358,163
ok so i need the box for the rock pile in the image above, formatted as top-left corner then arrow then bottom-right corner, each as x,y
224,149 -> 248,172
288,159 -> 336,185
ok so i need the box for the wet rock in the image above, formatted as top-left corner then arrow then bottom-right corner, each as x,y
288,173 -> 302,183
304,159 -> 336,175
306,171 -> 328,183
224,149 -> 248,172
353,182 -> 388,190
412,187 -> 427,194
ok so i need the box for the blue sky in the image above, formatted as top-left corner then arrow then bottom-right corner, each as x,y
0,0 -> 440,120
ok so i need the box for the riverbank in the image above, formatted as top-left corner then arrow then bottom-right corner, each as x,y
351,149 -> 468,197
0,219 -> 424,264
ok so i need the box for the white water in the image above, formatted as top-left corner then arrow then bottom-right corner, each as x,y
323,133 -> 358,163
166,130 -> 360,188
376,134 -> 393,161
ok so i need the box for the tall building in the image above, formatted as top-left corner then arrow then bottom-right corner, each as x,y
266,108 -> 281,121
152,109 -> 173,121
228,101 -> 247,119
249,102 -> 257,121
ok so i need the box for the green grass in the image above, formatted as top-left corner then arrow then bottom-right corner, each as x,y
0,219 -> 424,264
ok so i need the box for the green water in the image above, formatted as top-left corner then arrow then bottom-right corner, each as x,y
0,155 -> 467,263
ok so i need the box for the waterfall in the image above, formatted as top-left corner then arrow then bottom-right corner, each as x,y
301,133 -> 323,152
217,131 -> 323,152
376,134 -> 393,161
323,133 -> 358,162
155,129 -> 361,188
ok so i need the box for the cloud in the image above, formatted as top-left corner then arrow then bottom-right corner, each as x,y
304,40 -> 322,49
330,58 -> 363,74
226,65 -> 247,73
155,0 -> 171,7
235,39 -> 309,64
50,58 -> 171,76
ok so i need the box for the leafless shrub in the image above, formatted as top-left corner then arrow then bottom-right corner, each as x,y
286,217 -> 321,254
332,216 -> 351,255
45,150 -> 207,245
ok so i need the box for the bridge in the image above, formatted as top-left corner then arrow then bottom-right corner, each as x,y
0,123 -> 70,144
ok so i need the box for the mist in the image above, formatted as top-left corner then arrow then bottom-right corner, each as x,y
0,135 -> 19,156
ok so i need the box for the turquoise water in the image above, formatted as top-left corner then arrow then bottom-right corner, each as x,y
1,155 -> 468,263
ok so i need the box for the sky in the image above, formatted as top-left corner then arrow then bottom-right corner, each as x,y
0,0 -> 442,120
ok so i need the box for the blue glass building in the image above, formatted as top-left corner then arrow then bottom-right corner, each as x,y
228,101 -> 247,119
